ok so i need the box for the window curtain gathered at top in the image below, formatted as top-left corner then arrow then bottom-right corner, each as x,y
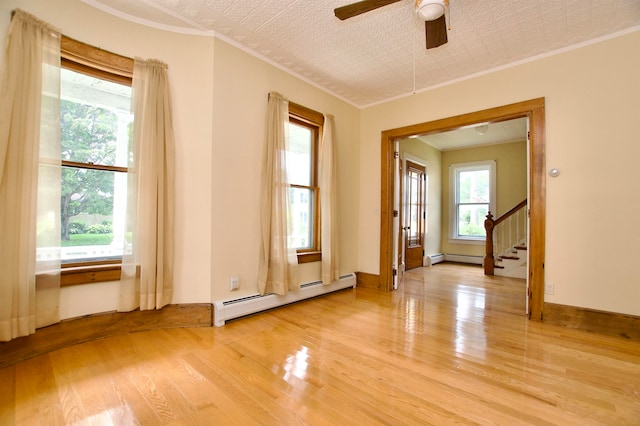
119,59 -> 175,311
0,9 -> 61,341
258,92 -> 298,296
319,114 -> 340,285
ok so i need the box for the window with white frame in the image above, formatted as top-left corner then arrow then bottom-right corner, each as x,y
449,160 -> 496,242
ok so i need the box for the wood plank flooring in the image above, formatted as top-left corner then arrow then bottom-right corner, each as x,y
1,263 -> 639,425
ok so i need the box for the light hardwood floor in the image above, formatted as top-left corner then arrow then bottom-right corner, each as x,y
1,263 -> 639,425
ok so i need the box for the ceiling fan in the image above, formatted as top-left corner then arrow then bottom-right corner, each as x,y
334,0 -> 449,49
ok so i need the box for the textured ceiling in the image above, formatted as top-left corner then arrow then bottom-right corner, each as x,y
84,0 -> 640,108
416,117 -> 527,150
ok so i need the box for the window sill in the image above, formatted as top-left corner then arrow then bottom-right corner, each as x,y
62,264 -> 122,287
297,251 -> 321,264
36,264 -> 122,289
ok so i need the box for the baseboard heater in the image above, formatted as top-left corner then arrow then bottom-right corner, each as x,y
427,253 -> 445,266
213,273 -> 356,327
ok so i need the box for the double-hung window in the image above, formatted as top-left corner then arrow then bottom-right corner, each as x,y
287,103 -> 323,263
449,160 -> 496,243
54,37 -> 133,285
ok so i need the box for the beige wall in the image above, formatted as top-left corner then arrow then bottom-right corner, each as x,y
1,0 -> 215,318
210,38 -> 361,302
360,31 -> 640,316
441,141 -> 527,257
0,0 -> 361,318
399,139 -> 442,257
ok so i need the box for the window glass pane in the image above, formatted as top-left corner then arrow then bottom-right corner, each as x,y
290,187 -> 314,249
60,68 -> 132,168
56,67 -> 132,264
409,204 -> 419,243
59,167 -> 127,263
286,122 -> 312,186
457,204 -> 488,237
458,169 -> 489,203
408,169 -> 421,246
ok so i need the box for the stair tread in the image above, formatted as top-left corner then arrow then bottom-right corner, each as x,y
499,255 -> 520,260
513,245 -> 527,250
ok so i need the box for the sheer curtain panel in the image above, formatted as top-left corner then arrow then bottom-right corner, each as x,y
258,92 -> 298,295
319,114 -> 340,285
0,10 -> 61,341
119,59 -> 175,311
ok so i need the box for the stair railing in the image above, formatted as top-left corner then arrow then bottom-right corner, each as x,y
484,199 -> 527,275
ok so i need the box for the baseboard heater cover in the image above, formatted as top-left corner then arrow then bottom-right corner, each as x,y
427,253 -> 445,265
214,273 -> 356,326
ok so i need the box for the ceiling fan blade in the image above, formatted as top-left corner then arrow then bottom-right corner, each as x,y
425,14 -> 448,49
334,0 -> 402,20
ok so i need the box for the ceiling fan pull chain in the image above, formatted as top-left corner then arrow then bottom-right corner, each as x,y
413,24 -> 416,95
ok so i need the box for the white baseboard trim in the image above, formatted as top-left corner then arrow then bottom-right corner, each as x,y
444,254 -> 484,265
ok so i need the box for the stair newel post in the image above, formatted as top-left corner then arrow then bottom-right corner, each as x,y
484,212 -> 495,275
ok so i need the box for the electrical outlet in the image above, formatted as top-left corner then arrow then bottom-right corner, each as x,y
230,276 -> 240,291
545,281 -> 554,295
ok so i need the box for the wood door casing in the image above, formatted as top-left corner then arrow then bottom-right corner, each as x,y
394,145 -> 404,289
379,98 -> 546,321
393,141 -> 405,290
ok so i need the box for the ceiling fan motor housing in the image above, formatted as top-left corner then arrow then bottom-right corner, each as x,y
415,0 -> 446,21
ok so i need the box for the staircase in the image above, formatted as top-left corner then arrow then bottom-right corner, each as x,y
484,199 -> 527,279
493,241 -> 527,279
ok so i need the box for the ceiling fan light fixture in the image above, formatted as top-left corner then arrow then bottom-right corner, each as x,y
415,0 -> 445,21
475,124 -> 489,135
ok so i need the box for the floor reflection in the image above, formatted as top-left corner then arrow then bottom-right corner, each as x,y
404,297 -> 420,334
455,286 -> 486,321
283,345 -> 309,383
71,404 -> 136,425
455,286 -> 487,357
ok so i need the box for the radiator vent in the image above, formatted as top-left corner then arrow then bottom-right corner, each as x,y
222,294 -> 262,306
300,280 -> 322,289
214,272 -> 356,326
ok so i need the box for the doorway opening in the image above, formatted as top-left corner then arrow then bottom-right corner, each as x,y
379,98 -> 546,321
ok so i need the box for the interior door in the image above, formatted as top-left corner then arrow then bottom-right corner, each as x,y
404,160 -> 426,270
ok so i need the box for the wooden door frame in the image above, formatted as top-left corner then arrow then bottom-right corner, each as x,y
395,143 -> 404,289
379,98 -> 546,321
